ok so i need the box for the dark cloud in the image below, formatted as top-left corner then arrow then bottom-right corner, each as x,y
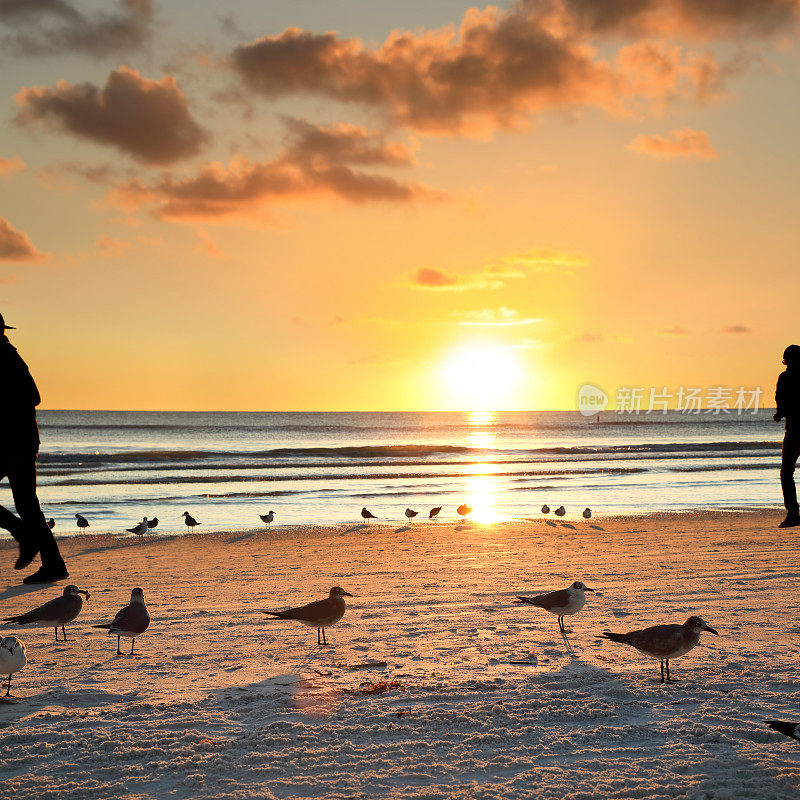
721,324 -> 752,333
108,119 -> 439,220
0,218 -> 43,261
15,67 -> 210,165
0,0 -> 153,58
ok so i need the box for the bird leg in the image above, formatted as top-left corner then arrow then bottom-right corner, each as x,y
116,635 -> 122,655
130,638 -> 135,656
54,626 -> 59,641
322,628 -> 328,646
4,675 -> 11,697
61,626 -> 68,641
660,660 -> 665,684
664,660 -> 675,683
558,616 -> 565,634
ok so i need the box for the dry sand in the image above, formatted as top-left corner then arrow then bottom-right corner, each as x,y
1,511 -> 799,799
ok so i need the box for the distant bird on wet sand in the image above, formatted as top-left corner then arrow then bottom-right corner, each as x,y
765,721 -> 800,742
361,507 -> 376,523
92,588 -> 150,655
405,508 -> 418,522
3,585 -> 90,641
0,636 -> 26,697
541,505 -> 550,517
429,506 -> 442,520
127,517 -> 148,538
182,512 -> 200,530
456,504 -> 472,519
75,513 -> 89,530
602,615 -> 718,684
46,518 -> 55,530
147,517 -> 158,531
262,586 -> 353,645
516,580 -> 594,634
582,508 -> 592,522
554,506 -> 566,519
260,511 -> 275,527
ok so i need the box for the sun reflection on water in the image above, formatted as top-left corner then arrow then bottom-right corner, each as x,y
463,411 -> 502,523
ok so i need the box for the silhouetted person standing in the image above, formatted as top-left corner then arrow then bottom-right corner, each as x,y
775,344 -> 800,528
0,313 -> 68,582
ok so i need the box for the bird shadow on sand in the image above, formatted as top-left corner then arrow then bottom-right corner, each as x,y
544,520 -> 557,527
589,524 -> 605,531
560,523 -> 576,530
226,533 -> 256,544
0,582 -> 49,602
454,522 -> 471,532
394,526 -> 411,534
344,524 -> 369,533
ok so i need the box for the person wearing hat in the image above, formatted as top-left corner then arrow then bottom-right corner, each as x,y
775,344 -> 800,528
0,313 -> 68,582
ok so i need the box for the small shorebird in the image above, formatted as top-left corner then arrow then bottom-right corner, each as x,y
259,511 -> 275,527
182,511 -> 200,530
765,721 -> 800,742
92,588 -> 150,655
541,505 -> 550,517
262,586 -> 353,645
0,636 -> 26,697
554,506 -> 566,519
602,616 -> 718,683
46,518 -> 55,530
75,513 -> 89,530
582,508 -> 592,522
516,580 -> 594,634
429,506 -> 442,519
456,504 -> 472,519
3,585 -> 90,641
147,517 -> 158,531
127,517 -> 148,538
404,508 -> 418,522
361,507 -> 376,522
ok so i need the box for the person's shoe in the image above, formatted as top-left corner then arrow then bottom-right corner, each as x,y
778,513 -> 800,528
22,564 -> 69,584
14,543 -> 39,571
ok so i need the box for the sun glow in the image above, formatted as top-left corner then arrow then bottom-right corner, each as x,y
437,343 -> 525,411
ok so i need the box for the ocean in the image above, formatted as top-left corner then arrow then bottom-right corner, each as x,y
1,409 -> 784,536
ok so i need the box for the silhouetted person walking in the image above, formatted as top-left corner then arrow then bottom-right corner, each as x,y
775,344 -> 800,528
0,313 -> 68,582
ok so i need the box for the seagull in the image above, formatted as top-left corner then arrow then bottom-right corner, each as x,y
765,721 -> 800,742
259,511 -> 275,527
147,517 -> 158,531
582,508 -> 592,522
127,517 -> 148,538
516,580 -> 594,634
3,585 -> 90,641
46,518 -> 55,530
541,505 -> 550,516
554,506 -> 566,519
602,616 -> 719,683
75,513 -> 89,530
456,504 -> 472,518
182,511 -> 200,530
361,507 -> 376,523
0,636 -> 26,697
404,508 -> 418,522
429,506 -> 442,520
92,588 -> 150,655
262,586 -> 353,645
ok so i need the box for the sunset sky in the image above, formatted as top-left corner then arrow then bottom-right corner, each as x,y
1,0 -> 798,411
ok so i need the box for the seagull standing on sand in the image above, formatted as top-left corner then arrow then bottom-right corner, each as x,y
541,505 -> 550,517
262,586 -> 353,645
516,580 -> 594,634
92,588 -> 150,655
404,508 -> 418,522
127,517 -> 148,538
147,517 -> 158,531
602,616 -> 718,683
429,506 -> 442,520
3,585 -> 90,641
361,507 -> 376,523
456,504 -> 472,519
0,636 -> 26,697
582,508 -> 592,522
260,511 -> 275,527
75,513 -> 89,530
182,511 -> 200,530
554,506 -> 566,519
765,721 -> 800,742
46,518 -> 55,530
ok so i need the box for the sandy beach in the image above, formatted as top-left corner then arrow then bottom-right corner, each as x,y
1,511 -> 799,799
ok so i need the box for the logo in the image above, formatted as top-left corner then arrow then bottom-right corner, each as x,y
578,383 -> 608,416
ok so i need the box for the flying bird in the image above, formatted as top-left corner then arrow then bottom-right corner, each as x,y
182,511 -> 200,530
260,511 -> 275,527
602,616 -> 718,683
765,721 -> 800,742
262,586 -> 353,645
127,517 -> 148,538
554,506 -> 566,519
582,508 -> 592,522
404,508 -> 418,522
75,513 -> 89,530
429,506 -> 442,519
3,585 -> 90,641
46,518 -> 55,530
456,504 -> 472,518
361,507 -> 376,522
92,588 -> 150,655
516,580 -> 594,635
147,517 -> 158,531
0,636 -> 26,697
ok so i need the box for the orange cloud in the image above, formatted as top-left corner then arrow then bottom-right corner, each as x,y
195,230 -> 228,259
628,127 -> 718,158
0,218 -> 44,262
455,307 -> 542,326
15,66 -> 209,165
0,155 -> 26,177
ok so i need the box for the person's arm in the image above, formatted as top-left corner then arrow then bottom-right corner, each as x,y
775,373 -> 787,422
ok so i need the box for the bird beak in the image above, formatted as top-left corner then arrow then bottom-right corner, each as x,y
80,590 -> 91,599
342,591 -> 354,597
584,587 -> 595,592
702,623 -> 719,635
